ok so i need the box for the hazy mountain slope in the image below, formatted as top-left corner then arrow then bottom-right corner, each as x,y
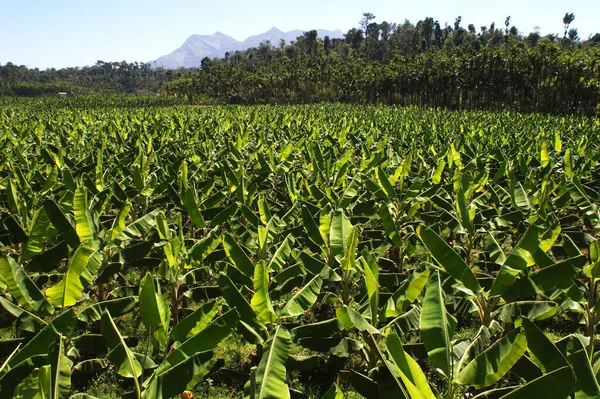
152,27 -> 344,68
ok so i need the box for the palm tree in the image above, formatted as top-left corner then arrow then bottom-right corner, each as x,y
563,13 -> 575,39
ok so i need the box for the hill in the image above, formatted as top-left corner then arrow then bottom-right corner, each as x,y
152,27 -> 343,68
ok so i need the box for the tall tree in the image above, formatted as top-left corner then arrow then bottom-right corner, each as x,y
360,12 -> 376,33
563,13 -> 575,38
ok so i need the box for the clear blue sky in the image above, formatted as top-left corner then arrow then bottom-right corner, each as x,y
1,0 -> 598,70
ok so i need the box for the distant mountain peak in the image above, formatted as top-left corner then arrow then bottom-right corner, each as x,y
151,27 -> 344,69
266,27 -> 285,34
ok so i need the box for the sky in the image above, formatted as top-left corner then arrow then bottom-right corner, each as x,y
1,0 -> 598,70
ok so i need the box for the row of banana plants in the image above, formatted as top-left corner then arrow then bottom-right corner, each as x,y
0,101 -> 599,398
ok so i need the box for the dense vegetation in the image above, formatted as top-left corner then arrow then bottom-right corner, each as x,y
0,61 -> 170,96
165,13 -> 600,115
2,13 -> 600,115
1,99 -> 600,398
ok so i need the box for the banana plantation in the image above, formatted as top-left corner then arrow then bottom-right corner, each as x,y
0,100 -> 599,398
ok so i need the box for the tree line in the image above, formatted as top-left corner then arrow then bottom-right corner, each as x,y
2,12 -> 599,115
0,61 -> 170,96
166,12 -> 600,115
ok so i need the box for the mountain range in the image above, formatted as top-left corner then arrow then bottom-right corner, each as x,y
151,27 -> 344,69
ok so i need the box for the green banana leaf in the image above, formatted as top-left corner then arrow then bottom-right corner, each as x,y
420,270 -> 457,378
48,335 -> 71,399
101,311 -> 143,384
417,226 -> 480,293
139,272 -> 171,350
142,351 -> 215,399
0,256 -> 54,315
170,299 -> 219,342
223,233 -> 255,277
498,366 -> 573,398
455,328 -> 527,389
386,332 -> 436,399
245,325 -> 291,399
252,260 -> 276,325
148,308 -> 238,381
45,244 -> 95,308
281,275 -> 322,317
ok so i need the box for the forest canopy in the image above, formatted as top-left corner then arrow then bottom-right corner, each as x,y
2,12 -> 599,115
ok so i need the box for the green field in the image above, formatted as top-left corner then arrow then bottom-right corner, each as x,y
1,100 -> 599,398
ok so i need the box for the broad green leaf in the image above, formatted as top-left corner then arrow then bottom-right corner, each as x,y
563,336 -> 600,398
43,199 -> 80,248
564,149 -> 574,180
319,207 -> 332,248
49,335 -> 71,399
77,296 -> 138,322
13,367 -> 43,399
246,326 -> 291,399
22,207 -> 57,261
222,234 -> 255,277
383,306 -> 421,334
281,275 -> 322,317
375,166 -> 396,200
189,228 -> 221,262
0,296 -> 47,325
0,356 -> 48,399
455,185 -> 474,234
170,300 -> 219,342
432,159 -> 446,185
554,132 -> 562,153
387,268 -> 430,316
258,195 -> 272,226
330,210 -> 353,259
340,176 -> 361,209
490,224 -> 544,297
540,142 -> 550,167
6,180 -> 20,215
142,352 -> 215,399
139,273 -> 171,350
73,187 -> 96,242
584,241 -> 600,279
101,311 -> 143,381
46,245 -> 95,308
336,305 -> 379,335
380,204 -> 402,247
116,209 -> 161,241
512,182 -> 530,210
568,179 -> 598,217
484,231 -> 507,265
150,308 -> 238,380
417,226 -> 480,293
455,328 -> 527,388
494,301 -> 559,324
386,333 -> 436,399
499,366 -> 573,399
0,256 -> 54,315
361,252 -> 379,327
321,383 -> 344,399
340,225 -> 359,272
5,310 -> 76,374
252,260 -> 276,325
420,270 -> 457,378
455,326 -> 491,375
521,319 -> 569,374
185,187 -> 205,229
107,201 -> 132,242
268,234 -> 294,271
301,205 -> 325,246
218,273 -> 263,331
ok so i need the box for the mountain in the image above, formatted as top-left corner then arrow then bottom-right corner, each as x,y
152,27 -> 344,69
